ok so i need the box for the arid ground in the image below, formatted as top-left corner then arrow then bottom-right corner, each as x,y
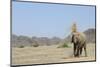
12,43 -> 95,66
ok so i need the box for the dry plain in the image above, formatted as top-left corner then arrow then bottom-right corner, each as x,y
12,43 -> 95,65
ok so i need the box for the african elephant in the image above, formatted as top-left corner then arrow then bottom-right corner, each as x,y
71,32 -> 87,57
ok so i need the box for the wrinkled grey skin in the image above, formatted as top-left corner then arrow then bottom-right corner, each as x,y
71,33 -> 87,57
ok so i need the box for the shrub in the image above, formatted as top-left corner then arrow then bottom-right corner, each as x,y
62,43 -> 69,48
32,43 -> 39,47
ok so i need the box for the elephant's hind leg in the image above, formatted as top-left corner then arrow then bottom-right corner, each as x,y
84,43 -> 87,57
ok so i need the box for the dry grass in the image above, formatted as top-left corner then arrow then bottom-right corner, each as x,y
12,43 -> 95,65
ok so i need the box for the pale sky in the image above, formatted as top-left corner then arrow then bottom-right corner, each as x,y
12,1 -> 95,38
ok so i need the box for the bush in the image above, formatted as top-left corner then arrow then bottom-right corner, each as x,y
62,43 -> 69,48
32,44 -> 39,47
57,43 -> 69,48
19,45 -> 24,48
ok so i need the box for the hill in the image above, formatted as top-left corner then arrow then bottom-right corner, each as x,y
12,28 -> 95,47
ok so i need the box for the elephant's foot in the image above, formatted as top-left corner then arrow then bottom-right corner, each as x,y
74,53 -> 80,57
74,54 -> 79,57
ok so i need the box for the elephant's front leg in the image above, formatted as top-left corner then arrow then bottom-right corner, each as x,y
76,45 -> 80,57
74,44 -> 77,57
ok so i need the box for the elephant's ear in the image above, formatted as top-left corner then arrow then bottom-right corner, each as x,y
77,32 -> 86,42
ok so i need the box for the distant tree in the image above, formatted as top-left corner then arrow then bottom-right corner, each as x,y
71,22 -> 77,33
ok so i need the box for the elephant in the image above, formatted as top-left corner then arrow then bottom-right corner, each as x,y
71,32 -> 87,57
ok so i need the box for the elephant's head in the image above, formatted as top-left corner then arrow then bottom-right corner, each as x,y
71,33 -> 79,44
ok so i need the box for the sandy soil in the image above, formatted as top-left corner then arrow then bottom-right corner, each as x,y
12,43 -> 96,65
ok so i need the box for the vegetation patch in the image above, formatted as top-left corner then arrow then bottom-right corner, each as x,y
57,43 -> 70,48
